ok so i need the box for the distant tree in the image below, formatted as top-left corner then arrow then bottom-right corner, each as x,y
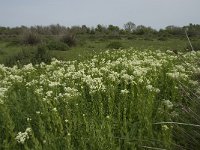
61,34 -> 76,47
165,25 -> 184,36
136,25 -> 157,35
108,25 -> 120,32
184,23 -> 200,37
96,24 -> 104,32
90,27 -> 95,34
81,25 -> 90,34
21,31 -> 41,45
70,26 -> 82,34
124,21 -> 136,32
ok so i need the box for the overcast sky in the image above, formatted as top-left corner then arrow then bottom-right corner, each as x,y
0,0 -> 199,29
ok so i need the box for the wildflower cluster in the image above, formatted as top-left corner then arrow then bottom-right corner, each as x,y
0,48 -> 199,149
15,128 -> 32,144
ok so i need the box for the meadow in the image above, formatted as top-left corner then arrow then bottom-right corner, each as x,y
0,47 -> 200,149
0,37 -> 191,65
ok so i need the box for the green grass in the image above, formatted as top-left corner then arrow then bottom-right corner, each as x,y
0,42 -> 36,64
0,38 -> 189,64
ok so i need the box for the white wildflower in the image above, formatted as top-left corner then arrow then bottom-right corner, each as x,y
52,107 -> 57,112
49,81 -> 60,87
15,128 -> 31,144
46,91 -> 53,97
121,89 -> 129,94
146,85 -> 153,91
27,118 -> 32,122
106,115 -> 110,119
163,100 -> 173,109
36,111 -> 41,114
162,125 -> 169,131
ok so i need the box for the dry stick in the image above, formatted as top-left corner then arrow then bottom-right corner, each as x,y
153,122 -> 200,128
140,146 -> 166,150
185,29 -> 194,51
180,104 -> 200,123
178,83 -> 200,107
187,107 -> 200,121
178,80 -> 200,100
172,125 -> 200,146
193,130 -> 200,139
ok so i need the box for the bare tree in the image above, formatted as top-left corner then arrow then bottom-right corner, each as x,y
124,21 -> 136,32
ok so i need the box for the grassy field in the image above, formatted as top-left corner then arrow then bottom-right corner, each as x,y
0,47 -> 200,149
0,38 -> 190,64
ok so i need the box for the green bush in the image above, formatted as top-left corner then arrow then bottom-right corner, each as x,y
47,41 -> 69,51
33,44 -> 51,64
0,48 -> 6,55
158,36 -> 168,41
106,41 -> 124,49
21,32 -> 41,45
186,41 -> 200,51
4,48 -> 35,66
127,36 -> 136,40
61,34 -> 76,47
3,45 -> 52,66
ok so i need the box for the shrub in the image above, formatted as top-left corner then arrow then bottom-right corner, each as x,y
21,31 -> 41,45
127,36 -> 136,40
4,45 -> 52,66
106,41 -> 124,49
33,44 -> 51,64
158,36 -> 168,41
61,34 -> 76,47
4,48 -> 35,66
186,41 -> 200,51
0,48 -> 6,55
47,41 -> 69,51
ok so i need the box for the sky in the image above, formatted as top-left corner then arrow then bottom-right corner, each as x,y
0,0 -> 200,29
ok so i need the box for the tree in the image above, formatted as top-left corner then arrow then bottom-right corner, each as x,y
165,25 -> 184,36
136,25 -> 157,35
124,21 -> 136,32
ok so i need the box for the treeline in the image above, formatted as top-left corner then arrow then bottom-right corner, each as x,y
1,22 -> 200,67
0,22 -> 200,38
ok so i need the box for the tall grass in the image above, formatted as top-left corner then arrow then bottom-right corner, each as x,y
0,48 -> 199,149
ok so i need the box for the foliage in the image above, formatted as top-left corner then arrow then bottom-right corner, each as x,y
106,41 -> 124,49
46,40 -> 69,51
186,41 -> 200,51
124,21 -> 136,32
61,34 -> 77,47
21,31 -> 41,45
0,49 -> 200,149
1,23 -> 200,44
4,47 -> 35,66
33,44 -> 52,64
157,36 -> 168,41
0,48 -> 6,55
3,45 -> 52,66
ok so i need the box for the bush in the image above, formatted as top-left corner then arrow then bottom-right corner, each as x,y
106,41 -> 124,49
127,36 -> 136,40
33,44 -> 51,64
4,45 -> 52,66
4,48 -> 35,66
21,31 -> 41,45
158,36 -> 168,41
186,41 -> 200,51
47,41 -> 69,51
0,48 -> 6,55
61,34 -> 76,47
